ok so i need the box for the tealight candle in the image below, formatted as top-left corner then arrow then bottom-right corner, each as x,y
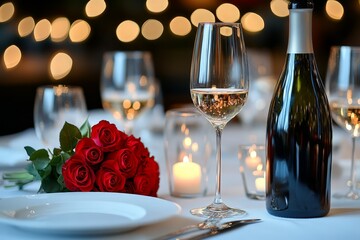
173,156 -> 202,195
245,148 -> 262,169
255,177 -> 265,192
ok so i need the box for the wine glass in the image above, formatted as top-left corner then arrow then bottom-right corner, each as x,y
34,85 -> 88,148
190,22 -> 249,218
100,51 -> 156,134
325,46 -> 360,200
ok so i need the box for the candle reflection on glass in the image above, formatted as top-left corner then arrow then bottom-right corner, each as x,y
239,145 -> 266,200
173,155 -> 202,195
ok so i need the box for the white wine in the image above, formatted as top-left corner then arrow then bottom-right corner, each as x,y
331,102 -> 360,136
191,88 -> 248,126
102,93 -> 154,121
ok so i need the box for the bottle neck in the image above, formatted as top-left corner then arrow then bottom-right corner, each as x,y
287,9 -> 313,54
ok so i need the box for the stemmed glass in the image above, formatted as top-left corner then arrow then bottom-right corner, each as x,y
190,22 -> 249,218
325,46 -> 360,200
100,51 -> 156,135
34,85 -> 88,148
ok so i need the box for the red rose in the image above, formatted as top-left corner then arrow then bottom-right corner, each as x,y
125,135 -> 150,159
75,138 -> 103,166
96,160 -> 126,192
124,180 -> 136,194
134,174 -> 158,197
91,120 -> 127,152
138,156 -> 160,177
107,149 -> 139,178
62,154 -> 95,192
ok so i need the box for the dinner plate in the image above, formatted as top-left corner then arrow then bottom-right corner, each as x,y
0,192 -> 181,235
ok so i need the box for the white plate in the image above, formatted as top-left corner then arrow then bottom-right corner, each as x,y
0,192 -> 181,235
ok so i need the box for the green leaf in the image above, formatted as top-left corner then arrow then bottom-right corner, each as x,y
24,146 -> 36,157
59,122 -> 81,152
37,165 -> 52,179
80,118 -> 91,138
41,176 -> 62,193
29,149 -> 50,171
25,163 -> 40,180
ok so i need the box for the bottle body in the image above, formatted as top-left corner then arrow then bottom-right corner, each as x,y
266,53 -> 332,218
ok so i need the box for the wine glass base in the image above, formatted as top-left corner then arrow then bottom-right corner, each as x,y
333,191 -> 360,200
190,202 -> 246,219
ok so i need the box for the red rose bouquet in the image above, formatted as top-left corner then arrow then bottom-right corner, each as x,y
3,120 -> 160,197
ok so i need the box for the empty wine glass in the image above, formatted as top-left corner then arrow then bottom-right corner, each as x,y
100,51 -> 156,134
190,22 -> 249,218
325,46 -> 360,200
34,85 -> 88,148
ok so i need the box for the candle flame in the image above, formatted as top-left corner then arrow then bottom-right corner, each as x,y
250,150 -> 257,158
183,155 -> 190,163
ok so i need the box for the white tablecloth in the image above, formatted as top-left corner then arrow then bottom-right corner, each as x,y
0,110 -> 359,240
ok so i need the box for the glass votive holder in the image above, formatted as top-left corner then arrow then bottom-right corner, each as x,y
164,107 -> 212,198
238,144 -> 266,200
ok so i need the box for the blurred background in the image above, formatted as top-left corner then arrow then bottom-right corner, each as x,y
0,0 -> 359,136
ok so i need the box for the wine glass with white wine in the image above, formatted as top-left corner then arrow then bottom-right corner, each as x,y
190,22 -> 249,218
100,51 -> 156,135
326,46 -> 360,200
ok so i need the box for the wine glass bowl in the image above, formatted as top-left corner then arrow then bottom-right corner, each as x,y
189,22 -> 249,218
325,46 -> 360,200
34,85 -> 88,148
100,51 -> 156,134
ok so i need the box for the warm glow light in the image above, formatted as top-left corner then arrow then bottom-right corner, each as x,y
85,0 -> 106,17
3,45 -> 21,69
270,0 -> 289,17
116,20 -> 140,42
50,52 -> 73,80
51,17 -> 70,42
241,12 -> 265,33
141,19 -> 163,40
170,16 -> 191,36
216,3 -> 240,23
18,17 -> 35,37
326,0 -> 344,20
33,19 -> 52,41
0,2 -> 14,22
191,8 -> 215,27
146,0 -> 168,13
69,20 -> 91,42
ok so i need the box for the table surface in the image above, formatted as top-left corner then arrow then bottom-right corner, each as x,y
0,110 -> 359,240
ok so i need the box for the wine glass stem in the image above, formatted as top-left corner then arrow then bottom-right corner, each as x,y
214,126 -> 223,205
349,137 -> 357,193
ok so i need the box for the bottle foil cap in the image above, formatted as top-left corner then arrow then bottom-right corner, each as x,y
289,0 -> 314,9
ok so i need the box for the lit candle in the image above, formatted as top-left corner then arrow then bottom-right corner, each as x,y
255,177 -> 265,192
245,148 -> 261,169
173,156 -> 202,195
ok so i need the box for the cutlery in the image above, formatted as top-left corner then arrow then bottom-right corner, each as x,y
155,218 -> 261,240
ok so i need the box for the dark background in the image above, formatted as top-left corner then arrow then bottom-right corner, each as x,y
0,0 -> 359,136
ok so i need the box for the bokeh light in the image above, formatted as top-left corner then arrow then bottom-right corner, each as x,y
116,20 -> 140,42
69,20 -> 91,42
241,12 -> 265,33
216,3 -> 240,23
0,2 -> 15,23
325,0 -> 344,20
3,45 -> 21,69
49,52 -> 73,80
270,0 -> 289,17
141,19 -> 163,40
169,16 -> 191,36
146,0 -> 168,13
191,8 -> 215,27
51,17 -> 70,42
85,0 -> 106,17
33,19 -> 52,42
18,17 -> 35,37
